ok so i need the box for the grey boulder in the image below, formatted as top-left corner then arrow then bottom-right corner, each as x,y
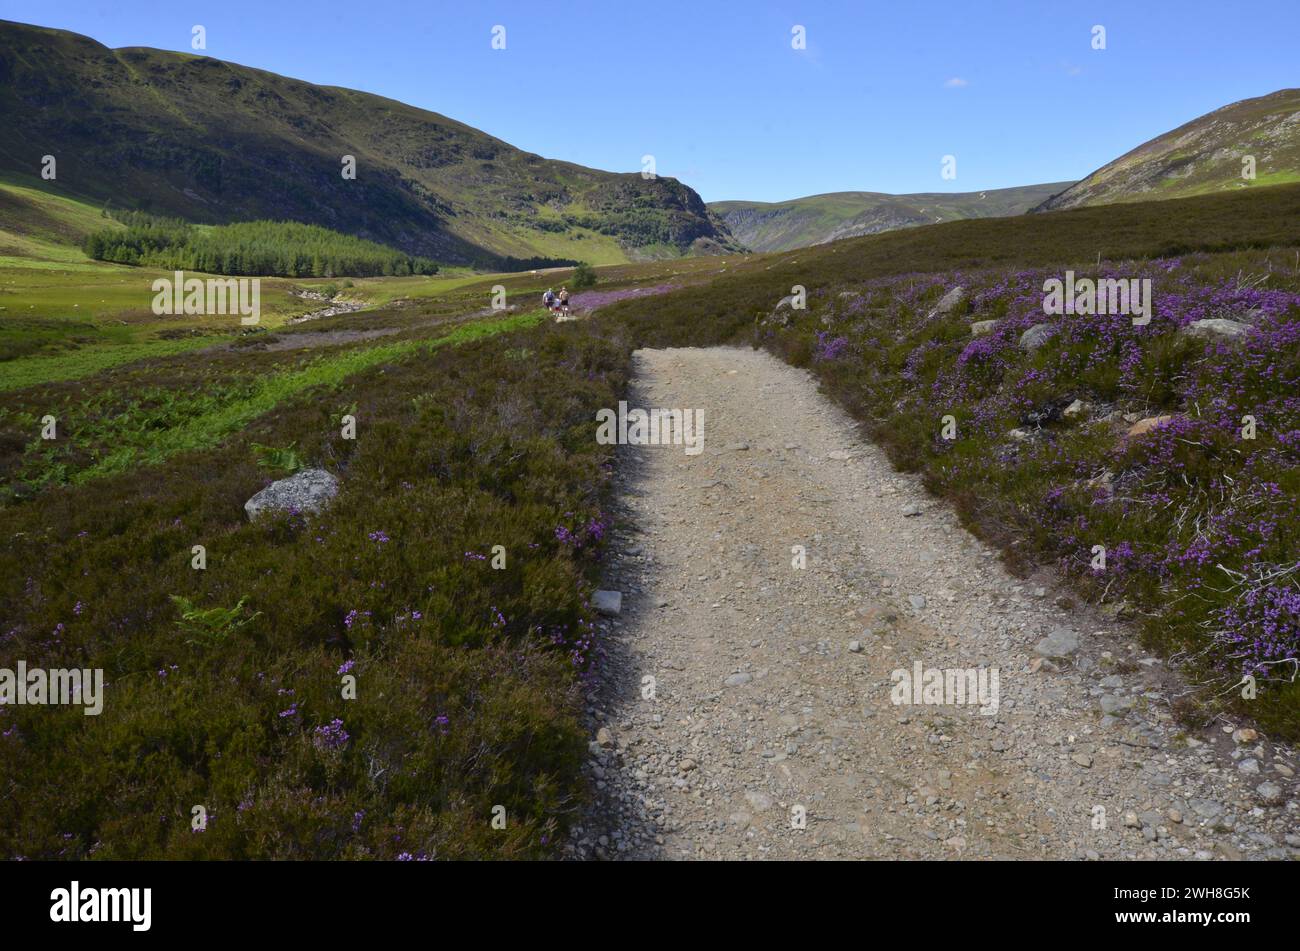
931,286 -> 966,316
1179,318 -> 1250,340
593,590 -> 623,617
244,468 -> 339,520
1019,323 -> 1055,352
1034,627 -> 1079,659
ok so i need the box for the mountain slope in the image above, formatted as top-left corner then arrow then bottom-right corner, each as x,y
709,182 -> 1072,252
0,20 -> 740,266
1036,89 -> 1300,212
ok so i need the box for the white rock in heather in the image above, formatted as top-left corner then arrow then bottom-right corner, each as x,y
244,468 -> 338,520
1179,318 -> 1250,340
1019,323 -> 1055,352
932,286 -> 966,315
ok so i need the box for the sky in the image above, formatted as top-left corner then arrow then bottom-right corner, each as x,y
4,0 -> 1297,203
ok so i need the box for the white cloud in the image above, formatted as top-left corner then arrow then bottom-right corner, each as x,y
943,77 -> 969,88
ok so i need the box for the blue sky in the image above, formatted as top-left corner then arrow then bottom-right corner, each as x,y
6,0 -> 1297,202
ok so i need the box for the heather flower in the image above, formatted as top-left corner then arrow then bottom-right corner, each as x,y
1215,579 -> 1300,679
568,282 -> 680,312
813,331 -> 849,362
313,718 -> 350,750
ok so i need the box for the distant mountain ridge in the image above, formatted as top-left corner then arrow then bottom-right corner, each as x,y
0,19 -> 741,267
710,183 -> 1073,252
1035,89 -> 1300,212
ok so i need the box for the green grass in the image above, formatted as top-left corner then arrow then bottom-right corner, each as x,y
7,309 -> 548,492
309,271 -> 500,307
0,334 -> 232,392
1251,170 -> 1300,187
0,252 -> 739,393
0,258 -> 398,385
0,172 -> 123,251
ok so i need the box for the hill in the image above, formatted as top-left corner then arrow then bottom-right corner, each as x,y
709,182 -> 1071,252
1036,89 -> 1300,211
0,20 -> 741,267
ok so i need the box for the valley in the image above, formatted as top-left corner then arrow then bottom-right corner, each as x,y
1,13 -> 1298,869
711,182 -> 1073,252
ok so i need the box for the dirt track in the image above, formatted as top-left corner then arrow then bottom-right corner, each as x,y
567,346 -> 1299,860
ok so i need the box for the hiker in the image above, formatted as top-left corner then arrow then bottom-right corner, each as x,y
558,287 -> 570,316
543,288 -> 557,312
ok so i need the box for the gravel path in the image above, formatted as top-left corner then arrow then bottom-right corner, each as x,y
567,346 -> 1299,860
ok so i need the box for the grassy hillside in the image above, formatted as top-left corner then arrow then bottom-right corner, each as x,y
1037,88 -> 1300,211
710,182 -> 1072,251
0,172 -> 125,264
0,19 -> 741,267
